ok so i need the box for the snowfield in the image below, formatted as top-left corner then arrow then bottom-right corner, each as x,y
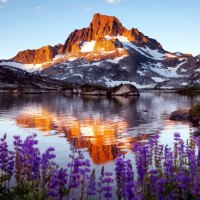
0,61 -> 44,73
102,78 -> 154,89
80,41 -> 96,53
141,60 -> 188,78
0,33 -> 197,89
151,77 -> 166,83
105,35 -> 183,61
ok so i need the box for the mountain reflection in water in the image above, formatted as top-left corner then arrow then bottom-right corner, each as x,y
0,93 -> 199,165
15,97 -> 147,164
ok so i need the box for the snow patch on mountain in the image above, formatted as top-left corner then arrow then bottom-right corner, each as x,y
106,55 -> 128,63
0,61 -> 44,73
79,55 -> 128,66
127,43 -> 165,60
105,35 -> 184,61
102,78 -> 153,88
137,70 -> 146,76
68,57 -> 78,62
80,40 -> 96,52
151,77 -> 165,82
143,60 -> 187,78
175,52 -> 183,56
165,53 -> 178,58
53,54 -> 66,60
105,35 -> 128,42
181,82 -> 188,86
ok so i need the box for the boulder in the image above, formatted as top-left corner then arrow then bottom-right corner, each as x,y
63,89 -> 73,95
73,88 -> 82,95
193,129 -> 200,136
81,90 -> 107,96
81,84 -> 108,96
189,104 -> 200,126
169,110 -> 190,121
169,104 -> 200,127
111,84 -> 139,96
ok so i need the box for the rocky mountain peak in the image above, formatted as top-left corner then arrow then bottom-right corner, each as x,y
89,13 -> 126,39
12,13 -> 165,64
2,13 -> 200,90
196,54 -> 200,59
11,45 -> 58,64
62,13 -> 127,53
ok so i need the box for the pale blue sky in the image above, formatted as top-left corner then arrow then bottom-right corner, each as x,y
0,0 -> 199,59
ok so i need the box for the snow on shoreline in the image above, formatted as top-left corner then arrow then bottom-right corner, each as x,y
0,61 -> 44,73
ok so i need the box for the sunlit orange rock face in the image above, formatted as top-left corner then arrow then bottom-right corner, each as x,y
12,46 -> 57,64
62,13 -> 126,53
89,13 -> 126,40
11,13 -> 163,64
15,109 -> 147,164
62,13 -> 163,54
94,39 -> 116,52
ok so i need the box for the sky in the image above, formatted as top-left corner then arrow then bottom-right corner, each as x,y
0,0 -> 200,59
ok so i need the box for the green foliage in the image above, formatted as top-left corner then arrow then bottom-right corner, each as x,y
0,180 -> 46,200
189,104 -> 200,117
0,174 -> 11,183
81,84 -> 109,92
176,87 -> 200,95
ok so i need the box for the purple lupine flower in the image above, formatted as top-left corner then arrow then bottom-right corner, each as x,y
191,175 -> 200,197
97,166 -> 104,200
155,177 -> 168,200
173,170 -> 189,199
186,139 -> 197,181
174,133 -> 181,168
125,159 -> 140,200
177,138 -> 186,170
48,167 -> 68,200
134,143 -> 150,186
3,133 -> 200,199
13,135 -> 23,184
102,172 -> 113,199
41,147 -> 56,186
68,156 -> 82,189
67,149 -> 91,193
115,157 -> 127,198
163,145 -> 174,178
87,169 -> 96,197
0,134 -> 14,176
48,167 -> 60,199
149,169 -> 158,195
115,157 -> 142,200
20,134 -> 41,181
79,157 -> 91,200
149,134 -> 164,170
196,137 -> 200,162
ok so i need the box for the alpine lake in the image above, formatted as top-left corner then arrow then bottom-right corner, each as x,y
0,92 -> 200,173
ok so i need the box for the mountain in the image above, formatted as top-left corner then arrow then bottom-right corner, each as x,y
0,65 -> 67,92
1,13 -> 200,89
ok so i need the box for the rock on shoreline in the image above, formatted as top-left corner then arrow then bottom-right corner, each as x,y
170,104 -> 200,135
62,83 -> 140,97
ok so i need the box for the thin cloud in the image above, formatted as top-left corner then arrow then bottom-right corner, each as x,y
86,7 -> 92,11
106,0 -> 121,4
0,0 -> 7,3
34,6 -> 43,12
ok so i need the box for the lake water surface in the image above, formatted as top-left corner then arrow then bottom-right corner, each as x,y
0,93 -> 199,170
